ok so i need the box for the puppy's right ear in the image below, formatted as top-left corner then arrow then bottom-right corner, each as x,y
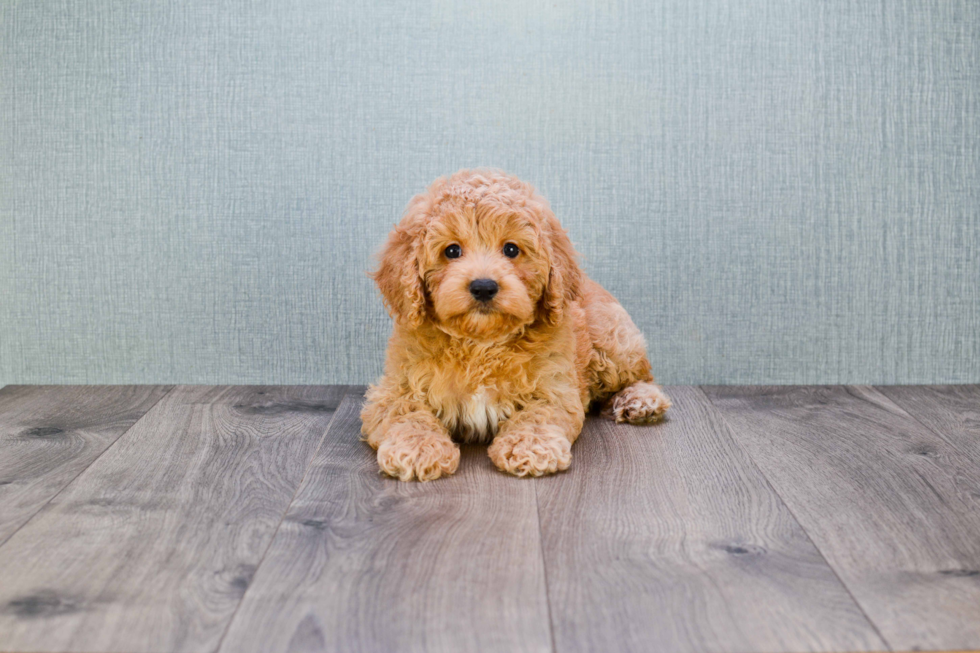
372,199 -> 428,327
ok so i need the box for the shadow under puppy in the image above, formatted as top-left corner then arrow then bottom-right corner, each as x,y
362,169 -> 670,481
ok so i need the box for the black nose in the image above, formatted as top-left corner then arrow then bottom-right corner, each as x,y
469,278 -> 499,302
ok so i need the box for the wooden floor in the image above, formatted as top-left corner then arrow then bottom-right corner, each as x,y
0,386 -> 978,653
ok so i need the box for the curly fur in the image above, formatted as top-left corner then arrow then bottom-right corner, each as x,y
362,169 -> 670,480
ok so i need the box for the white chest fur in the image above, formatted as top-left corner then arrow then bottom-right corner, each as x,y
438,387 -> 509,444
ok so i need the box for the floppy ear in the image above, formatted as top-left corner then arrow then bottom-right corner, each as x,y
372,201 -> 428,327
540,215 -> 583,326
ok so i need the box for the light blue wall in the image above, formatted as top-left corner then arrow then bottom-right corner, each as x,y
1,0 -> 978,385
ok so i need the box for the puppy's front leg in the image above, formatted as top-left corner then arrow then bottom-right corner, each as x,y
361,387 -> 459,482
488,393 -> 585,477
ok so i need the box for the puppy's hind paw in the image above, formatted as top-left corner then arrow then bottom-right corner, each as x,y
605,381 -> 671,424
376,426 -> 460,482
488,426 -> 572,477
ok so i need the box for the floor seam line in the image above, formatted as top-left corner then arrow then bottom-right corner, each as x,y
869,385 -> 975,452
0,384 -> 178,550
211,384 -> 350,653
697,385 -> 895,653
533,479 -> 559,653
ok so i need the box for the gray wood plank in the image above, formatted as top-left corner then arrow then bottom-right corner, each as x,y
0,385 -> 173,545
0,385 -> 346,653
876,385 -> 980,458
535,386 -> 885,653
218,389 -> 553,653
703,385 -> 980,652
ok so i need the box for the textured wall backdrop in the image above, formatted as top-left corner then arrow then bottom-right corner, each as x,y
1,0 -> 978,385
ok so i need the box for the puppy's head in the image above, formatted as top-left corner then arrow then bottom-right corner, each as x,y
373,169 -> 581,341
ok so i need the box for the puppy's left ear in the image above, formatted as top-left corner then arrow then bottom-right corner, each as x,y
372,200 -> 428,327
540,213 -> 583,326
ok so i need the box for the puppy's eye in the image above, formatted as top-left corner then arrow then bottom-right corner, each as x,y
503,242 -> 520,258
444,244 -> 462,259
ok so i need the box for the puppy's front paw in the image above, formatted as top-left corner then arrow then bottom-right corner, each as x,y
377,426 -> 459,482
606,381 -> 671,424
488,426 -> 572,477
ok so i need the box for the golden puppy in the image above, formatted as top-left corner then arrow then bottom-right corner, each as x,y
361,169 -> 670,481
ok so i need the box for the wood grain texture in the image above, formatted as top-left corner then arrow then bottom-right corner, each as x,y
0,385 -> 346,653
218,389 -> 552,653
0,385 -> 172,545
703,385 -> 980,652
535,386 -> 886,653
875,385 -> 980,456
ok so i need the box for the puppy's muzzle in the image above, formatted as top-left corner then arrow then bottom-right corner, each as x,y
469,278 -> 499,302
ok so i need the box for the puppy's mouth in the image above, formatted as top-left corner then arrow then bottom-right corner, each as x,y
430,278 -> 535,341
437,303 -> 526,341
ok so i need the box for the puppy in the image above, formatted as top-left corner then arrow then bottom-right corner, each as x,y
361,169 -> 670,480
